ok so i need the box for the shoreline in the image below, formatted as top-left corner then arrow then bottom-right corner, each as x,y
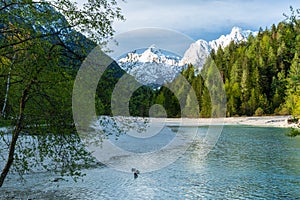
0,116 -> 298,131
151,115 -> 298,129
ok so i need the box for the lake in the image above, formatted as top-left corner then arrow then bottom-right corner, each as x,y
1,125 -> 300,199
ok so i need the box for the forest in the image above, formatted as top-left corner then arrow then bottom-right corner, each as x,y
0,0 -> 123,187
129,8 -> 300,119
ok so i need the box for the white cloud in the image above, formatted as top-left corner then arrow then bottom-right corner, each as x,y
113,0 -> 299,39
73,0 -> 300,40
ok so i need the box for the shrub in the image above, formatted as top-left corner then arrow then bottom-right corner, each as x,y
278,106 -> 290,115
286,127 -> 300,137
254,107 -> 264,116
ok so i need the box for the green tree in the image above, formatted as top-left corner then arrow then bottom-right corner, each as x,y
200,86 -> 211,117
285,53 -> 300,116
0,0 -> 124,187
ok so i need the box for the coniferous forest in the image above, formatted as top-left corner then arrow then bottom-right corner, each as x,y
130,8 -> 300,118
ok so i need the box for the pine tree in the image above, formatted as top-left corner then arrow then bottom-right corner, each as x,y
286,53 -> 300,116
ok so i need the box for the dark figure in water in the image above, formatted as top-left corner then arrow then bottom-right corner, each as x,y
131,168 -> 140,179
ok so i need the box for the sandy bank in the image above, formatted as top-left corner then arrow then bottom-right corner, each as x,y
155,116 -> 298,128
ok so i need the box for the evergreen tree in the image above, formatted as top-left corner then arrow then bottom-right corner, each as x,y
285,53 -> 300,116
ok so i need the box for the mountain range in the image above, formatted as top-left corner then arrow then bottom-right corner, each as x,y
118,27 -> 257,85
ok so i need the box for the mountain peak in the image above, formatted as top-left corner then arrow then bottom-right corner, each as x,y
148,44 -> 158,50
140,44 -> 163,62
180,39 -> 210,69
208,26 -> 256,51
118,26 -> 257,84
231,26 -> 242,34
146,44 -> 160,54
119,45 -> 181,65
181,27 -> 257,70
230,26 -> 257,42
118,45 -> 184,86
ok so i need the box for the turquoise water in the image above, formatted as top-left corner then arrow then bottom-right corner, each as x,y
1,126 -> 300,199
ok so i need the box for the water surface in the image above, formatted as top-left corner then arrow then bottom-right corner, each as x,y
1,126 -> 300,199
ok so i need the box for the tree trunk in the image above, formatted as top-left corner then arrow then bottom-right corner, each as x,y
1,66 -> 11,118
1,55 -> 15,119
0,82 -> 31,187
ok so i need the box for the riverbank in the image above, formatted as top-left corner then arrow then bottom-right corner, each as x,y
1,116 -> 298,131
158,115 -> 298,128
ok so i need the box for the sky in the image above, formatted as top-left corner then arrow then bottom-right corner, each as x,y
75,0 -> 300,41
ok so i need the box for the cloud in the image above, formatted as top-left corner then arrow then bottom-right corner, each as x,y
112,0 -> 299,40
74,0 -> 300,40
107,28 -> 195,60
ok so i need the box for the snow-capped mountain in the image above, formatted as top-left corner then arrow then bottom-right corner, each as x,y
119,45 -> 182,66
180,39 -> 210,73
209,26 -> 256,50
118,45 -> 184,86
118,27 -> 257,86
181,27 -> 257,68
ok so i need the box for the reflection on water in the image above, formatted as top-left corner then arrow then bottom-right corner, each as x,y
1,126 -> 300,199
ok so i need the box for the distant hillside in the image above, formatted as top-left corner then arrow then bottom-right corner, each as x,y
152,16 -> 300,118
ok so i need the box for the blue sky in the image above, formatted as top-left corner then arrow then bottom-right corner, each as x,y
75,0 -> 299,41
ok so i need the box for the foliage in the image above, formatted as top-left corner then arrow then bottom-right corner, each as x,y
151,7 -> 299,118
0,0 -> 124,187
129,86 -> 155,117
286,127 -> 300,137
0,119 -> 11,127
254,107 -> 264,116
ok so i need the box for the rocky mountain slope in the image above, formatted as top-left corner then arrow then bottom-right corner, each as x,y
118,27 -> 257,85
